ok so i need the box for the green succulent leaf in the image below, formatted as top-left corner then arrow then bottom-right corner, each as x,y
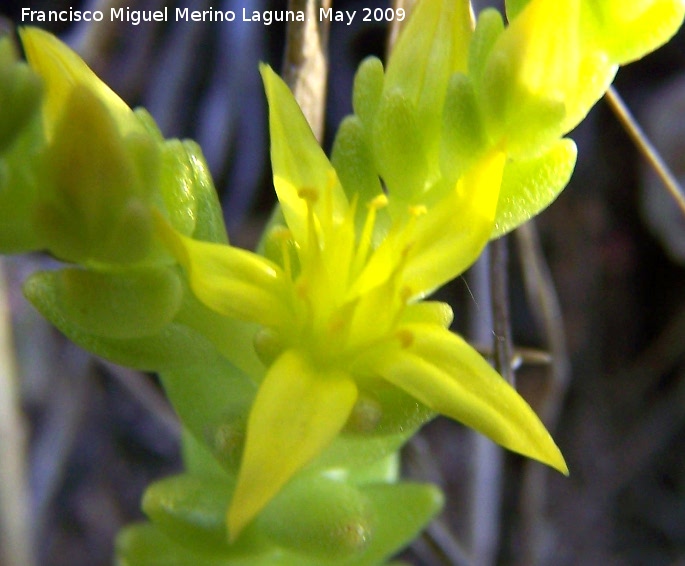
440,73 -> 488,183
44,266 -> 182,339
372,91 -> 430,204
492,137 -> 577,238
331,115 -> 384,212
142,474 -> 235,553
23,270 -> 217,370
0,37 -> 42,154
352,57 -> 385,129
468,8 -> 505,87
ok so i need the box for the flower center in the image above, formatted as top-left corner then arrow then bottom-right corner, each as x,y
261,188 -> 413,366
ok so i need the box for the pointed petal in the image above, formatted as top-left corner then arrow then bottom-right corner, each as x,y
581,0 -> 685,66
155,213 -> 287,327
227,349 -> 358,540
371,324 -> 568,474
403,149 -> 506,297
19,27 -> 137,139
260,65 -> 348,244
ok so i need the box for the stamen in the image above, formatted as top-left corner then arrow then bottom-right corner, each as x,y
408,204 -> 427,217
323,170 -> 337,229
298,186 -> 319,203
353,194 -> 388,277
298,186 -> 321,258
396,329 -> 414,349
400,285 -> 413,303
371,194 -> 389,210
270,226 -> 294,280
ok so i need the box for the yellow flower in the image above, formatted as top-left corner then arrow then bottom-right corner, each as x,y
20,27 -> 140,140
157,65 -> 567,540
480,0 -> 685,154
19,27 -> 160,265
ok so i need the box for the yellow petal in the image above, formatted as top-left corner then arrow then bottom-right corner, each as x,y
403,149 -> 505,297
384,0 -> 474,170
509,0 -> 580,100
227,349 -> 358,540
480,0 -> 581,152
19,27 -> 136,139
582,0 -> 685,66
261,64 -> 348,244
154,213 -> 288,328
370,324 -> 568,474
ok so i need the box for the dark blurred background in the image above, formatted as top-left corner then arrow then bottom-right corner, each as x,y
1,1 -> 685,564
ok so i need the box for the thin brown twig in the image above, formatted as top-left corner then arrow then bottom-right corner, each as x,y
490,236 -> 515,386
386,0 -> 418,54
282,0 -> 331,141
467,251 -> 504,566
515,222 -> 571,427
515,220 -> 571,566
0,259 -> 35,566
99,361 -> 180,437
605,85 -> 685,216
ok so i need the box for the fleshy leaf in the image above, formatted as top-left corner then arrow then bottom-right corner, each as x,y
505,0 -> 531,20
257,473 -> 372,559
0,36 -> 42,153
159,361 -> 256,475
331,115 -> 384,213
440,73 -> 488,182
47,266 -> 182,339
0,110 -> 45,254
372,90 -> 430,204
23,270 -> 218,371
158,139 -> 228,244
351,56 -> 385,128
468,8 -> 505,87
478,0 -> 581,156
355,483 -> 443,566
142,474 -> 234,553
492,137 -> 577,238
227,349 -> 358,540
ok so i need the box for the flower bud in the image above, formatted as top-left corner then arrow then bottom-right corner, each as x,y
479,0 -> 580,155
37,85 -> 159,265
0,37 -> 42,154
582,0 -> 685,65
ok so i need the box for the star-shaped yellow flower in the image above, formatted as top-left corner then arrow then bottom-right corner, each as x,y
156,65 -> 567,540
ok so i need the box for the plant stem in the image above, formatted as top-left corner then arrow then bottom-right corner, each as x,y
282,0 -> 331,142
605,85 -> 685,216
0,258 -> 35,566
467,248 -> 504,566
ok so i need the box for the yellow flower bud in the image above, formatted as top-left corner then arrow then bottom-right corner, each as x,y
480,0 -> 581,154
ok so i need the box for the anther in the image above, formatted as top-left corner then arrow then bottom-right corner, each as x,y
400,285 -> 413,303
298,186 -> 319,203
369,193 -> 388,210
408,204 -> 427,217
396,329 -> 414,349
